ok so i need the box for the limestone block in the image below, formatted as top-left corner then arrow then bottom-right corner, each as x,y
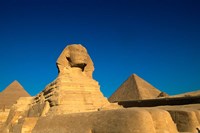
147,109 -> 178,133
1,97 -> 33,133
194,110 -> 200,124
168,110 -> 200,133
0,110 -> 10,129
21,117 -> 38,133
6,97 -> 32,125
32,108 -> 156,133
7,116 -> 38,133
28,104 -> 42,117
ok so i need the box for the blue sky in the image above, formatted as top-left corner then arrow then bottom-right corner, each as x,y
0,0 -> 200,97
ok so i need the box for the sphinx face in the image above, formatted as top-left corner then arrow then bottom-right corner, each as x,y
67,45 -> 88,70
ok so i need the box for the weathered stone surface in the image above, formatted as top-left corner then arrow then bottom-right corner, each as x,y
32,108 -> 179,133
29,44 -> 119,116
56,44 -> 94,78
0,80 -> 30,109
143,104 -> 200,133
147,109 -> 178,133
0,97 -> 33,133
109,74 -> 165,102
168,109 -> 200,133
20,117 -> 38,133
0,109 -> 10,129
0,81 -> 31,132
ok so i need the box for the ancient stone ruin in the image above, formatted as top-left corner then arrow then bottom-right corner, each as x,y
109,74 -> 166,102
0,44 -> 199,133
29,44 -> 118,116
0,80 -> 30,130
0,80 -> 30,109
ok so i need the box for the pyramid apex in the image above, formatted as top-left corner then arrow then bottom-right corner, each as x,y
13,80 -> 19,82
130,74 -> 143,81
109,73 -> 163,102
8,80 -> 23,88
1,80 -> 30,97
131,74 -> 138,77
0,80 -> 30,108
12,80 -> 20,84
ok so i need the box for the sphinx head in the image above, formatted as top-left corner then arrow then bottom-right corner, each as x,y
56,44 -> 94,78
66,45 -> 88,70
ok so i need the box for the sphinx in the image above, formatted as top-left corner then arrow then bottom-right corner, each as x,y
28,44 -> 119,116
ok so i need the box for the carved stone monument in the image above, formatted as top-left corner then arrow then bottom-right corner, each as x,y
30,44 -> 116,116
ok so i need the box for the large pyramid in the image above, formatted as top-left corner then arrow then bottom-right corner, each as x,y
0,80 -> 30,109
109,74 -> 163,102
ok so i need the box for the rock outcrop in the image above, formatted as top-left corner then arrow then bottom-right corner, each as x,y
109,74 -> 167,102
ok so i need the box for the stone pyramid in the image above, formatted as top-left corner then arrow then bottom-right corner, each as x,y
109,74 -> 162,102
172,90 -> 200,97
0,80 -> 30,109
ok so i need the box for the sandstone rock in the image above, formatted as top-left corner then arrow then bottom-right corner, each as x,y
147,109 -> 178,133
0,80 -> 30,109
109,74 -> 163,102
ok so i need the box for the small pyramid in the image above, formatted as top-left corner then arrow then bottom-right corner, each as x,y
0,80 -> 30,109
172,90 -> 200,97
109,74 -> 162,102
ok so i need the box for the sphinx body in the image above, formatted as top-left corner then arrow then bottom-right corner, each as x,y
29,44 -> 114,116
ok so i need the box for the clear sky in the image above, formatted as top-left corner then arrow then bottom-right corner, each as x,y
0,0 -> 200,97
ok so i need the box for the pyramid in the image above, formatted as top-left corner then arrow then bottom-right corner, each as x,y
109,74 -> 163,102
172,90 -> 200,97
0,80 -> 30,109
